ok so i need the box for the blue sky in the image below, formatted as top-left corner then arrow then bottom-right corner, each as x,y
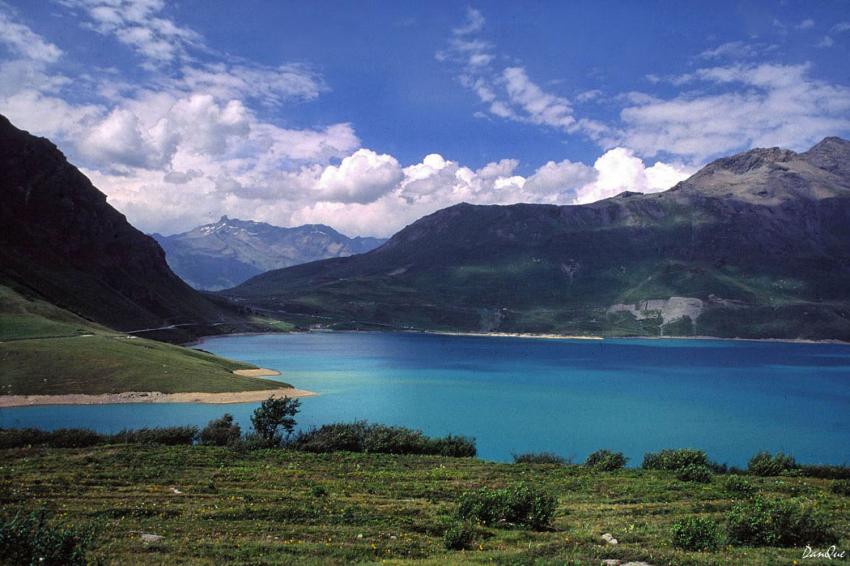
1,0 -> 849,236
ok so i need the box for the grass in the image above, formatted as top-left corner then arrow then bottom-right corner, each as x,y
1,444 -> 847,565
250,316 -> 296,332
0,335 -> 292,395
0,284 -> 288,395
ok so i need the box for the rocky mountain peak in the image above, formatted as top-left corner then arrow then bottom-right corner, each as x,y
802,136 -> 850,177
705,146 -> 796,175
155,217 -> 386,290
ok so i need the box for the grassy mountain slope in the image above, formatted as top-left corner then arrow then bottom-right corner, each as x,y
152,217 -> 385,291
0,115 -> 294,396
0,114 -> 254,341
227,138 -> 850,340
0,283 -> 286,395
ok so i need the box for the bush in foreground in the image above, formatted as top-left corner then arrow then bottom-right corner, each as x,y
726,497 -> 837,547
799,464 -> 850,480
513,452 -> 567,465
747,451 -> 797,476
289,422 -> 476,457
0,428 -> 103,449
831,480 -> 850,496
671,516 -> 721,551
642,449 -> 708,470
0,428 -> 48,449
724,476 -> 756,498
443,521 -> 476,550
0,511 -> 94,566
585,449 -> 627,471
676,464 -> 713,483
111,426 -> 198,445
456,483 -> 556,530
199,414 -> 241,446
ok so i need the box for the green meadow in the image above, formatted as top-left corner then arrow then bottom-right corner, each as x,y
0,284 -> 286,395
2,443 -> 847,565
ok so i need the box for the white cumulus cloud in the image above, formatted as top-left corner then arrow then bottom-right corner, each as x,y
315,149 -> 403,204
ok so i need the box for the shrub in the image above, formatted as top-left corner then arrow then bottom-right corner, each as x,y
0,428 -> 104,449
0,428 -> 49,448
228,433 -> 269,453
199,414 -> 241,446
747,452 -> 797,476
251,396 -> 301,446
707,461 -> 737,475
456,483 -> 556,530
726,497 -> 837,547
1,428 -> 41,449
311,485 -> 328,498
430,435 -> 477,458
513,452 -> 566,465
443,521 -> 475,550
642,449 -> 708,470
289,422 -> 367,453
362,425 -> 430,454
831,480 -> 850,496
288,422 -> 476,457
676,464 -> 713,483
799,465 -> 850,480
585,449 -> 627,471
44,429 -> 104,448
110,426 -> 198,445
0,511 -> 95,565
671,516 -> 721,551
724,476 -> 756,498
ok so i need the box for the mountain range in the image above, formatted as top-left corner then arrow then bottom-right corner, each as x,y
227,137 -> 850,341
153,218 -> 385,290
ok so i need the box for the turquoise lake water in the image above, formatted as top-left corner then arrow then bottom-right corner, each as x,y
2,332 -> 849,465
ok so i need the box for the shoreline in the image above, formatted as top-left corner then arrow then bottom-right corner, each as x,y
191,327 -> 850,347
426,330 -> 604,341
0,387 -> 316,408
418,329 -> 850,346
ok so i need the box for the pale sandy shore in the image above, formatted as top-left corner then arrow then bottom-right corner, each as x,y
429,330 -> 603,341
233,368 -> 282,377
428,330 -> 848,345
0,387 -> 315,408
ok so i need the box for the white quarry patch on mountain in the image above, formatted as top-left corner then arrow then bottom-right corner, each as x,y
608,297 -> 704,325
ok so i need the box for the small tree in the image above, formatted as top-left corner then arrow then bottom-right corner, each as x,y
251,396 -> 300,446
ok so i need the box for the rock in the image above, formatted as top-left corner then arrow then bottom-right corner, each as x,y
356,533 -> 363,539
601,560 -> 620,566
601,533 -> 618,545
140,533 -> 164,543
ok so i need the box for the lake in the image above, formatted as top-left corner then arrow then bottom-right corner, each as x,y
2,332 -> 849,466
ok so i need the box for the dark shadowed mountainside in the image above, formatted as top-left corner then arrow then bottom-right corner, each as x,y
0,114 -> 252,340
153,217 -> 385,290
227,137 -> 850,340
